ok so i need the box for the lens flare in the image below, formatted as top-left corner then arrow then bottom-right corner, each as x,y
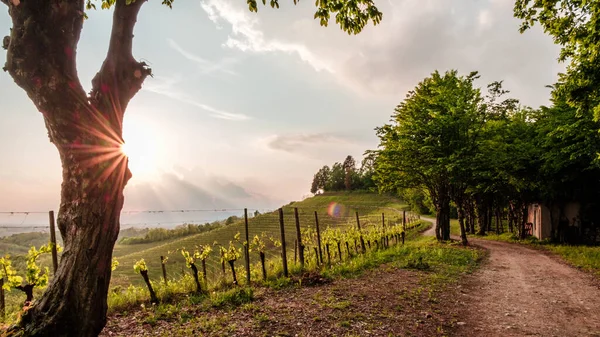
327,202 -> 344,217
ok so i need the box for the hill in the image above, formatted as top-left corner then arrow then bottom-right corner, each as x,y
110,192 -> 408,287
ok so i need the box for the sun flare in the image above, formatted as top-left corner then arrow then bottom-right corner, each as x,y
122,115 -> 166,181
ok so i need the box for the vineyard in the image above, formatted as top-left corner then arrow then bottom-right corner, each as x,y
0,193 -> 422,324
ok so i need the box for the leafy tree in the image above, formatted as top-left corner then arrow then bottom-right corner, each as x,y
515,1 -> 600,122
342,155 -> 357,190
374,70 -> 483,241
0,1 -> 381,334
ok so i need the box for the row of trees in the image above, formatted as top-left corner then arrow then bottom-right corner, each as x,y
371,69 -> 600,244
310,155 -> 377,193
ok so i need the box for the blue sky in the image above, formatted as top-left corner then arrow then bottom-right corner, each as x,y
0,0 -> 562,225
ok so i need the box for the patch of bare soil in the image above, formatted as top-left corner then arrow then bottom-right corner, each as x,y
452,238 -> 600,337
101,265 -> 464,337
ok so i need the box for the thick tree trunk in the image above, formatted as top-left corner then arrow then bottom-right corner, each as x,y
3,1 -> 150,335
435,197 -> 451,241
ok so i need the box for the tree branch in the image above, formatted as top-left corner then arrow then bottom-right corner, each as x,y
89,0 -> 151,116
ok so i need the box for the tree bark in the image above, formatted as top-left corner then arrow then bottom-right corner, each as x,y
4,1 -> 150,335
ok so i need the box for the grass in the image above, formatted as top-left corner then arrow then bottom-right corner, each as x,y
323,222 -> 483,284
450,219 -> 600,278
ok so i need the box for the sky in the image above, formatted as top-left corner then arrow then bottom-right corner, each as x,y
0,0 -> 563,227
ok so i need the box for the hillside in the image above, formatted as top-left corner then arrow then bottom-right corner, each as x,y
110,192 -> 408,287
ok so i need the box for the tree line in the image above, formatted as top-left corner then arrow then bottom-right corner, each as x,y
316,69 -> 599,245
310,155 -> 377,194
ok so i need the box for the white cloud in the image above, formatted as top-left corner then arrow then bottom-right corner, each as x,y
198,0 -> 562,108
167,38 -> 238,76
199,0 -> 334,73
144,75 -> 251,121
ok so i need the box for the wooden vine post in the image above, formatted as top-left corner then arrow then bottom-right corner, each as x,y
355,212 -> 366,253
0,278 -> 4,321
160,256 -> 168,284
294,208 -> 305,269
278,208 -> 289,277
244,208 -> 251,285
314,211 -> 323,264
48,211 -> 58,273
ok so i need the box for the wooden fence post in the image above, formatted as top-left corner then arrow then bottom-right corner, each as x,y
294,208 -> 305,269
244,208 -> 251,285
160,256 -> 168,284
403,210 -> 407,232
382,213 -> 386,248
278,208 -> 289,277
355,212 -> 366,253
0,278 -> 4,321
48,211 -> 58,274
314,211 -> 323,264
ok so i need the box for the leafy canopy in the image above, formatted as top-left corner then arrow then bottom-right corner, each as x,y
86,0 -> 382,35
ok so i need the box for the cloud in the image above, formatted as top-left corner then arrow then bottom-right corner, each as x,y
265,133 -> 347,153
198,0 -> 562,108
143,75 -> 251,121
124,168 -> 281,213
167,38 -> 239,76
199,0 -> 333,73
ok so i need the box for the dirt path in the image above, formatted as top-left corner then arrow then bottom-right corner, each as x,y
422,216 -> 600,337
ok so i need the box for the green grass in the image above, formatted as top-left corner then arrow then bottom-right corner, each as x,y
449,219 -> 600,277
323,222 -> 483,283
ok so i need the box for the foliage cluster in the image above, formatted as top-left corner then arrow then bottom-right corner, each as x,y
310,155 -> 377,194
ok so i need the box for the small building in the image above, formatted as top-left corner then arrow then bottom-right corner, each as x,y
527,202 -> 581,241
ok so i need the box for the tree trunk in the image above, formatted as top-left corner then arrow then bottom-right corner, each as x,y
345,242 -> 351,258
457,205 -> 468,246
4,0 -> 151,336
495,206 -> 501,235
337,242 -> 342,261
476,195 -> 487,236
190,263 -> 202,293
435,196 -> 451,241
